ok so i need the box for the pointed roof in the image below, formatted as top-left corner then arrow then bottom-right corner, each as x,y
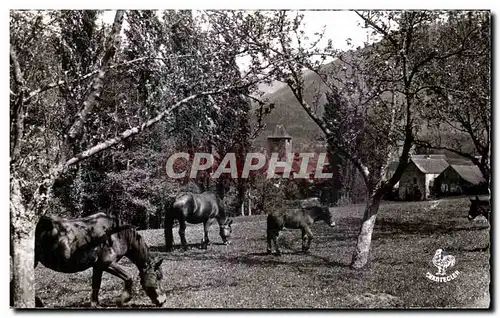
449,164 -> 486,185
411,155 -> 449,174
268,124 -> 292,139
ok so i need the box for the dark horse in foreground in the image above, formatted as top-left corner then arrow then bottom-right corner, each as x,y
35,213 -> 166,307
468,196 -> 491,223
164,191 -> 233,252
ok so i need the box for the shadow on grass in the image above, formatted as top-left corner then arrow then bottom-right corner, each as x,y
149,243 -> 210,253
211,250 -> 350,269
372,218 -> 489,239
446,246 -> 490,253
62,301 -> 158,309
167,280 -> 235,295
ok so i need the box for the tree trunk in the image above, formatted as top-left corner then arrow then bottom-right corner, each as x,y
350,192 -> 382,269
11,231 -> 36,308
248,193 -> 252,216
10,180 -> 36,308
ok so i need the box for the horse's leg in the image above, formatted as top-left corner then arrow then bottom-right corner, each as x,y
104,263 -> 133,306
178,219 -> 188,250
301,228 -> 308,253
164,216 -> 175,252
272,230 -> 281,256
303,226 -> 314,253
266,228 -> 273,254
201,220 -> 210,249
90,267 -> 103,307
35,297 -> 44,307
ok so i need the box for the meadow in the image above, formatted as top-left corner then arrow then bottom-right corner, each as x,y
35,196 -> 490,309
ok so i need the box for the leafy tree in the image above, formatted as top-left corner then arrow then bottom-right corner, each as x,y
413,11 -> 491,183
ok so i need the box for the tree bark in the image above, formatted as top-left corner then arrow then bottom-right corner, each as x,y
350,192 -> 382,269
10,179 -> 36,308
67,10 -> 124,141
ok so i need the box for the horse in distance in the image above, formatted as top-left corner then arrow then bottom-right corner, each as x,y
35,212 -> 167,307
164,191 -> 233,252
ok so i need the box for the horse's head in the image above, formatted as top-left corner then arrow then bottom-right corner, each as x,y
140,257 -> 167,307
468,196 -> 490,221
219,218 -> 233,244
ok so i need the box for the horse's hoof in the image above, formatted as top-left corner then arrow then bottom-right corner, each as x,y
117,291 -> 132,306
201,240 -> 211,246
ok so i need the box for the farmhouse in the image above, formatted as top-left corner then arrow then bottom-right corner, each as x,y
398,155 -> 449,201
434,163 -> 487,196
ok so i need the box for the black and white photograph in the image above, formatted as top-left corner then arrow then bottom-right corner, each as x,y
8,6 -> 491,310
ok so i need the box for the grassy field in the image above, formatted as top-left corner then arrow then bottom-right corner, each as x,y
35,196 -> 491,309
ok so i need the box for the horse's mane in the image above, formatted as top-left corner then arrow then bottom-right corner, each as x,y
120,228 -> 152,268
178,182 -> 203,194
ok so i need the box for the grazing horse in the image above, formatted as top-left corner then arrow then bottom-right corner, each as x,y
164,191 -> 233,252
267,203 -> 336,256
468,196 -> 491,223
35,213 -> 166,307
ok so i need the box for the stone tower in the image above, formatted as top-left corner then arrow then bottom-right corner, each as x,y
267,124 -> 292,161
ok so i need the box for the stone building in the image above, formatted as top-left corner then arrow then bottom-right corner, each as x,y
434,164 -> 487,196
398,155 -> 449,200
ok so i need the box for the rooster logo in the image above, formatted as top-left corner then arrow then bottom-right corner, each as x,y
432,249 -> 456,276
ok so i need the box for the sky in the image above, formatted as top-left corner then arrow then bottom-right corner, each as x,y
298,10 -> 369,51
100,10 -> 369,52
100,10 -> 369,74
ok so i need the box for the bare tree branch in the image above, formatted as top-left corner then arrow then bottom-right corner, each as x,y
67,10 -> 124,140
355,11 -> 398,48
63,87 -> 233,168
23,48 -> 251,104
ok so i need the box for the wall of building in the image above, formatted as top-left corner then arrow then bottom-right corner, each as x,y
398,162 -> 426,200
425,173 -> 440,199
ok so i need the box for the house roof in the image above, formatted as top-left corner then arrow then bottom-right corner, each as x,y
449,164 -> 486,185
411,156 -> 449,174
412,154 -> 448,160
447,157 -> 476,165
268,124 -> 292,139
